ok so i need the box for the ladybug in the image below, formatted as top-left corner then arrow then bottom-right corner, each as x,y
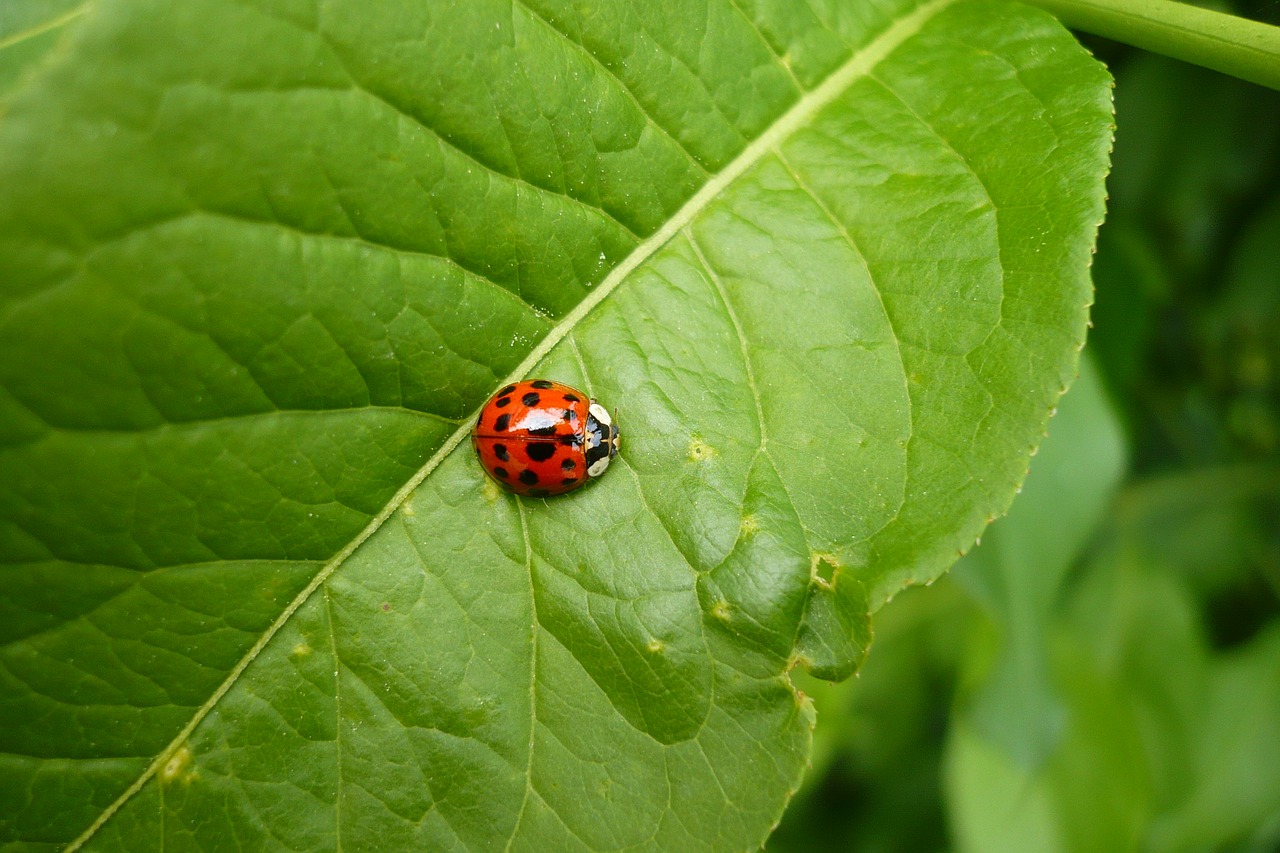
472,379 -> 620,497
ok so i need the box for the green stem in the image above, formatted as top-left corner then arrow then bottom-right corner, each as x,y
1022,0 -> 1280,91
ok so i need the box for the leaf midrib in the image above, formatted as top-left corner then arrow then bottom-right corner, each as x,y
65,0 -> 957,846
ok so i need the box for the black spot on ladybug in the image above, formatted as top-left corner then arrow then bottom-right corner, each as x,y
493,413 -> 511,432
562,477 -> 577,486
531,380 -> 554,389
528,425 -> 558,437
522,392 -> 541,406
561,458 -> 576,471
498,384 -> 516,396
519,470 -> 539,485
563,393 -> 580,403
526,443 -> 556,462
562,410 -> 574,421
495,397 -> 511,408
528,488 -> 551,498
494,466 -> 509,479
494,444 -> 510,462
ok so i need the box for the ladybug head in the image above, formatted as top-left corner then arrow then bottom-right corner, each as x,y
585,403 -> 620,478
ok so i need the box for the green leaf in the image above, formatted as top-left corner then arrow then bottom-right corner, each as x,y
1147,624 -> 1280,852
947,633 -> 1154,853
0,0 -> 1113,849
947,422 -> 1280,852
945,558 -> 1160,853
950,543 -> 1280,853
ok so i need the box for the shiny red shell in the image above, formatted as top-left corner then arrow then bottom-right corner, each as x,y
472,379 -> 596,497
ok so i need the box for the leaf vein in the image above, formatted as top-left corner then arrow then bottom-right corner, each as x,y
0,2 -> 89,53
245,7 -> 646,242
321,585 -> 345,853
770,144 -> 913,543
80,206 -> 553,322
503,496 -> 539,852
722,0 -> 806,93
508,0 -> 714,175
332,56 -> 644,242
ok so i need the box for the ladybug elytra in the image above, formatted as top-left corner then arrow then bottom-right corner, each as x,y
472,379 -> 620,497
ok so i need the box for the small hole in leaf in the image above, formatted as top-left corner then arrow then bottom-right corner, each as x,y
812,554 -> 839,586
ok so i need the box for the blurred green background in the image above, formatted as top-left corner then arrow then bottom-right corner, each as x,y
766,11 -> 1280,853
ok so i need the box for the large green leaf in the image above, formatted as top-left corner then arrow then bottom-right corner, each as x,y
0,0 -> 1112,849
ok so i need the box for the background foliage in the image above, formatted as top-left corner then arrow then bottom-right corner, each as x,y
766,7 -> 1280,850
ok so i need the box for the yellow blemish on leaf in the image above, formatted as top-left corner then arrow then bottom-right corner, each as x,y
401,501 -> 416,517
810,553 -> 839,589
687,436 -> 717,463
482,479 -> 502,502
647,638 -> 666,654
291,642 -> 311,657
740,514 -> 759,538
161,746 -> 191,783
711,600 -> 732,621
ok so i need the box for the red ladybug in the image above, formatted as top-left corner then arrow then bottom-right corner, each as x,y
472,379 -> 620,497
